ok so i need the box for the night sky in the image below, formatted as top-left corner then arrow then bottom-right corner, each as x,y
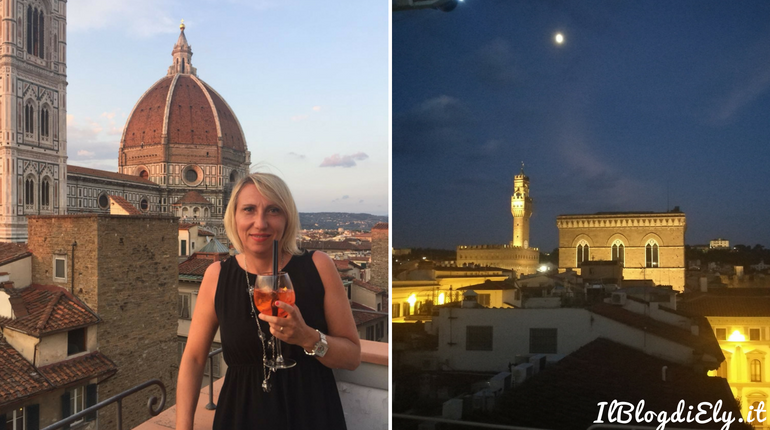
393,0 -> 770,251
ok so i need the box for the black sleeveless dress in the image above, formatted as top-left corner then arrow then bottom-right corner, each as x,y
212,251 -> 348,429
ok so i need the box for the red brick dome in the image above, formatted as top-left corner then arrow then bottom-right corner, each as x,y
120,74 -> 246,152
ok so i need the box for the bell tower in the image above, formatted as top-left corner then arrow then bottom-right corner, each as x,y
0,0 -> 68,242
510,162 -> 533,249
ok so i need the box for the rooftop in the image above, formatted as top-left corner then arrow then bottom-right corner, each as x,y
351,302 -> 386,326
38,351 -> 117,388
492,338 -> 738,429
173,190 -> 212,206
353,279 -> 386,294
0,337 -> 52,406
67,165 -> 157,187
109,195 -> 142,215
457,280 -> 520,291
589,302 -> 722,360
678,288 -> 770,317
0,284 -> 100,336
0,242 -> 31,265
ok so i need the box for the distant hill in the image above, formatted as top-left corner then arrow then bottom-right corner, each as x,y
299,212 -> 388,232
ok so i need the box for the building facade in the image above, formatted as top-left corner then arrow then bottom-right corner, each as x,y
0,0 -> 69,242
456,167 -> 539,276
557,210 -> 687,291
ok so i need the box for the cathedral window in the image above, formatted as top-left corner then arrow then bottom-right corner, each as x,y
24,176 -> 35,206
645,240 -> 659,268
41,178 -> 50,207
611,240 -> 625,266
40,105 -> 50,138
24,102 -> 35,134
26,6 -> 44,59
26,5 -> 32,55
576,240 -> 590,266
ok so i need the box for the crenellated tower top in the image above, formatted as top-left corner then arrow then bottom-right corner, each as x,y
511,163 -> 533,248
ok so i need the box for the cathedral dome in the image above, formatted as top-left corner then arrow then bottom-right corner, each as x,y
121,74 -> 246,151
120,24 -> 246,153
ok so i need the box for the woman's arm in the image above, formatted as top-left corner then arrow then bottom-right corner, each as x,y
176,261 -> 221,430
261,251 -> 361,370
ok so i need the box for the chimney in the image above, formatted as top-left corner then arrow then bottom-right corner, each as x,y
462,290 -> 478,308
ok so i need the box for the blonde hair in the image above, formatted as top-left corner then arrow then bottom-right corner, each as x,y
224,172 -> 302,256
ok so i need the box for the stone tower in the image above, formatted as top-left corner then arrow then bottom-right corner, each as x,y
510,163 -> 533,249
0,0 -> 68,242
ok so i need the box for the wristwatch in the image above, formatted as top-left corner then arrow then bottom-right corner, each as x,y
304,329 -> 328,357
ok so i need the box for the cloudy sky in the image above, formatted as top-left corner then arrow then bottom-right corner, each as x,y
394,0 -> 770,250
66,0 -> 388,216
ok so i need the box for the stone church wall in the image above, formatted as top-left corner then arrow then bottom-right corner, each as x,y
28,214 -> 178,428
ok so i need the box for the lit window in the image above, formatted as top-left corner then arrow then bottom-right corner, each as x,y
611,240 -> 625,266
645,240 -> 659,268
576,240 -> 590,266
751,359 -> 762,382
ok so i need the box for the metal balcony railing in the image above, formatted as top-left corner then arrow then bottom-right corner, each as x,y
204,347 -> 223,410
40,379 -> 166,430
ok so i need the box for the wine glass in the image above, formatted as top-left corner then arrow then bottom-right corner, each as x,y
253,272 -> 296,369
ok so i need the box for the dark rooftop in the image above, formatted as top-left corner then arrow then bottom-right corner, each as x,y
488,338 -> 743,430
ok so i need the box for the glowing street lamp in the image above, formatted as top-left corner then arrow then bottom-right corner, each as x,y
728,330 -> 746,342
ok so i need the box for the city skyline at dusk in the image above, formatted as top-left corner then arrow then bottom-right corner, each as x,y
394,1 -> 770,250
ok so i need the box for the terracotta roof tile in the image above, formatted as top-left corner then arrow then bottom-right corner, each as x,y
167,76 -> 219,146
108,195 -> 142,215
678,289 -> 770,317
371,223 -> 388,230
178,257 -> 217,277
0,242 -> 31,265
493,338 -> 741,430
123,76 -> 174,148
198,229 -> 215,237
0,338 -> 53,406
353,279 -> 385,294
67,165 -> 157,186
201,81 -> 246,151
0,285 -> 100,336
334,259 -> 352,271
351,302 -> 386,326
173,191 -> 212,205
38,351 -> 117,387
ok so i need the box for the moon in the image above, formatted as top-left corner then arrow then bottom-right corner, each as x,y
555,33 -> 564,45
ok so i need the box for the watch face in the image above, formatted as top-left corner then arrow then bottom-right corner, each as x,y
316,343 -> 328,357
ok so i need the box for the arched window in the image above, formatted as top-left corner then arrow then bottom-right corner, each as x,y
40,106 -> 49,138
38,11 -> 44,58
181,58 -> 185,73
25,177 -> 35,205
26,6 -> 32,55
41,178 -> 50,207
576,240 -> 590,266
612,240 -> 625,266
32,8 -> 38,57
645,240 -> 659,268
751,401 -> 766,424
25,102 -> 34,134
751,359 -> 762,382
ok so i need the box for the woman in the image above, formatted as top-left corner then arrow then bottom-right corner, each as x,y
177,172 -> 361,429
